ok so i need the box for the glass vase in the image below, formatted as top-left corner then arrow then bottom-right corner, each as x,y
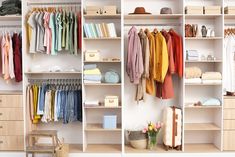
148,134 -> 157,150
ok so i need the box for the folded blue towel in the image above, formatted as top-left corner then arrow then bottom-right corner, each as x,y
202,98 -> 221,106
84,74 -> 102,81
84,64 -> 97,70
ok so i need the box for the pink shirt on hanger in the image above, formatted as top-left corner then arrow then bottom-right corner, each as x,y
43,12 -> 52,54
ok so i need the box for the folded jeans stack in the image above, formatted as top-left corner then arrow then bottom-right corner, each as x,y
84,64 -> 102,83
0,0 -> 21,16
186,50 -> 200,61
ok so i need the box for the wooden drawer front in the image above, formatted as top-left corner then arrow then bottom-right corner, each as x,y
0,95 -> 22,108
224,120 -> 235,130
0,108 -> 23,121
0,136 -> 24,150
0,121 -> 24,136
224,109 -> 235,120
224,131 -> 235,150
224,98 -> 235,109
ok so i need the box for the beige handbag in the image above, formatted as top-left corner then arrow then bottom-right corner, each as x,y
55,139 -> 69,157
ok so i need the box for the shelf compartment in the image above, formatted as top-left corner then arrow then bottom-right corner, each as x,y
85,123 -> 121,132
85,144 -> 121,153
185,14 -> 222,19
185,60 -> 222,63
224,14 -> 235,19
185,83 -> 222,86
68,144 -> 83,153
84,14 -> 121,19
24,72 -> 82,75
84,83 -> 121,86
84,37 -> 121,40
84,60 -> 121,63
125,144 -> 181,153
184,123 -> 220,131
84,104 -> 122,109
184,144 -> 220,152
185,37 -> 223,40
124,14 -> 183,20
0,15 -> 21,21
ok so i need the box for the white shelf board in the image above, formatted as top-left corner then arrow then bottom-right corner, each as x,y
184,123 -> 221,131
185,37 -> 223,40
84,37 -> 121,40
84,60 -> 121,63
185,14 -> 222,19
185,60 -> 222,63
124,14 -> 183,20
185,83 -> 222,86
0,15 -> 21,21
224,14 -> 235,19
185,105 -> 222,109
184,144 -> 220,152
84,14 -> 121,19
85,144 -> 121,153
24,72 -> 82,74
84,83 -> 121,86
85,124 -> 121,132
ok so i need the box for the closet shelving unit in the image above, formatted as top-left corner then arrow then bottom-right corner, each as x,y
23,0 -> 83,153
124,0 -> 184,153
82,0 -> 122,153
184,0 -> 223,152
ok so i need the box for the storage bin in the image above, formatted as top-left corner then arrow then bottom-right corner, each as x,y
103,6 -> 117,15
103,115 -> 117,129
104,96 -> 119,107
185,6 -> 203,14
225,6 -> 235,14
204,6 -> 221,15
85,51 -> 100,61
86,6 -> 100,15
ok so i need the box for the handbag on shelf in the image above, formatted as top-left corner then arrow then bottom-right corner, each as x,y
185,24 -> 193,37
104,70 -> 120,83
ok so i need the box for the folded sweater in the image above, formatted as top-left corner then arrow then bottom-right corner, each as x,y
201,72 -> 222,80
84,68 -> 101,75
185,67 -> 202,79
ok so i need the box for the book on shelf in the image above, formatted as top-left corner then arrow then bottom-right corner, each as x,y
84,22 -> 117,38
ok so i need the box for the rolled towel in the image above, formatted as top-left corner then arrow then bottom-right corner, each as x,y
84,68 -> 101,75
84,74 -> 102,81
201,72 -> 222,80
185,67 -> 202,79
84,64 -> 97,70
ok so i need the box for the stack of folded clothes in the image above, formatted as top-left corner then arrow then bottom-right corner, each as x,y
84,64 -> 102,84
185,67 -> 202,84
186,50 -> 200,61
0,0 -> 21,16
201,72 -> 222,84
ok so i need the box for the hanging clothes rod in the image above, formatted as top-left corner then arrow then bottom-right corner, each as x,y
124,23 -> 181,26
27,2 -> 81,6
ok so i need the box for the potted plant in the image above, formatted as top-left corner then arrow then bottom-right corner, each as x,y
142,122 -> 162,150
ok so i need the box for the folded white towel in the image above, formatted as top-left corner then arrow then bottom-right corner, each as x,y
185,78 -> 202,84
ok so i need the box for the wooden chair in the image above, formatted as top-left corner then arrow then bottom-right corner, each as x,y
26,130 -> 59,157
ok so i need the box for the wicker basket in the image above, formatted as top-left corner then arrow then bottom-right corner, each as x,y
128,130 -> 147,149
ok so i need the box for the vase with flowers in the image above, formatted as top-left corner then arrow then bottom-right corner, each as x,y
142,122 -> 162,150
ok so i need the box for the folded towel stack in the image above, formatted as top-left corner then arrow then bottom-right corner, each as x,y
84,64 -> 102,83
201,72 -> 222,84
186,50 -> 200,61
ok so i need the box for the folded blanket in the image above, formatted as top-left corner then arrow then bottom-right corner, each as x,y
84,74 -> 102,81
202,98 -> 221,106
185,78 -> 202,84
84,100 -> 99,106
84,80 -> 101,84
84,64 -> 97,70
84,68 -> 101,75
202,79 -> 222,84
185,67 -> 202,79
202,72 -> 222,80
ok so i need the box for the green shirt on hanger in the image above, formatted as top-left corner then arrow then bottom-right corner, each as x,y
74,13 -> 78,55
62,10 -> 66,48
69,12 -> 74,54
65,11 -> 70,50
49,12 -> 56,55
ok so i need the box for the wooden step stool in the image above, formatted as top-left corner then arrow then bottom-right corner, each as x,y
26,130 -> 59,157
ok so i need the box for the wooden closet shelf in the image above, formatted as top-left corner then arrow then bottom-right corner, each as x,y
224,14 -> 235,19
84,60 -> 121,63
185,60 -> 222,63
84,14 -> 121,19
84,105 -> 122,109
84,83 -> 122,86
185,37 -> 223,40
184,144 -> 220,152
85,144 -> 122,153
84,37 -> 121,40
0,15 -> 21,21
185,14 -> 222,19
24,72 -> 82,74
124,14 -> 183,20
125,144 -> 181,153
85,124 -> 122,132
68,144 -> 83,153
185,83 -> 222,86
184,123 -> 221,131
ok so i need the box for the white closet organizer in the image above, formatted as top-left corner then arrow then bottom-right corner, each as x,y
124,0 -> 184,153
23,0 -> 83,153
82,0 -> 122,153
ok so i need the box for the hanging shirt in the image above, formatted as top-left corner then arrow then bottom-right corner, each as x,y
28,11 -> 37,53
224,35 -> 235,93
69,12 -> 74,54
8,34 -> 15,79
74,13 -> 78,55
65,12 -> 70,50
2,35 -> 10,80
43,12 -> 52,54
62,10 -> 66,48
37,12 -> 45,52
49,12 -> 56,55
57,12 -> 63,51
126,26 -> 144,84
12,33 -> 22,82
77,12 -> 82,50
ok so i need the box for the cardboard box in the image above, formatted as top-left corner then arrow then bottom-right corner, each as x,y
86,6 -> 100,15
104,96 -> 119,107
225,6 -> 235,14
103,115 -> 117,129
85,51 -> 100,61
204,6 -> 221,14
185,6 -> 203,14
103,6 -> 117,15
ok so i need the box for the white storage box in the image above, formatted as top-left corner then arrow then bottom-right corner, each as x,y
85,50 -> 100,61
104,96 -> 119,107
225,6 -> 235,14
204,6 -> 221,15
86,6 -> 100,15
103,115 -> 117,129
185,6 -> 203,14
103,6 -> 117,15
